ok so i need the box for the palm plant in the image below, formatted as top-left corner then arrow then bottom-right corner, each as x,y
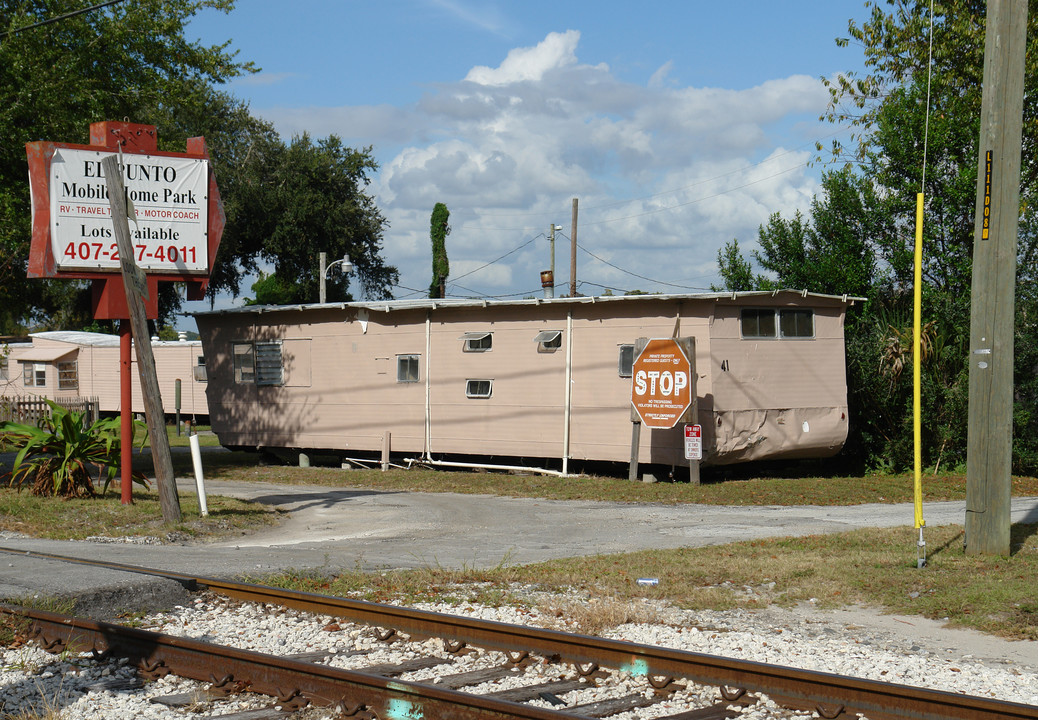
0,400 -> 147,497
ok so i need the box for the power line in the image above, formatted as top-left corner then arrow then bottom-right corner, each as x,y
448,283 -> 542,300
448,234 -> 542,283
576,242 -> 711,291
0,0 -> 126,39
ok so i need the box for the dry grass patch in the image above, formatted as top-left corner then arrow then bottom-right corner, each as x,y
0,487 -> 282,542
252,522 -> 1038,641
537,596 -> 669,635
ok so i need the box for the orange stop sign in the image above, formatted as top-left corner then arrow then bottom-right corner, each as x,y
631,338 -> 693,428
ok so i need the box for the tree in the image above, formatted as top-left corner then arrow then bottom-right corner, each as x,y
713,239 -> 755,292
803,0 -> 1038,473
0,0 -> 252,332
244,271 -> 304,306
429,203 -> 450,299
0,2 -> 399,328
229,133 -> 397,304
716,168 -> 880,300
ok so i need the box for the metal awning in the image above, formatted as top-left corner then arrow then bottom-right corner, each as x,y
458,332 -> 491,341
16,347 -> 76,363
533,330 -> 562,343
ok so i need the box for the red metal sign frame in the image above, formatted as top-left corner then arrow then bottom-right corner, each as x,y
25,121 -> 224,318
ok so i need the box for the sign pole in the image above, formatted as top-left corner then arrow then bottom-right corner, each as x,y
629,420 -> 641,482
102,154 -> 181,524
119,320 -> 132,504
628,337 -> 648,481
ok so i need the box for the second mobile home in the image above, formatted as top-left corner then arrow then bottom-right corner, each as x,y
194,291 -> 856,472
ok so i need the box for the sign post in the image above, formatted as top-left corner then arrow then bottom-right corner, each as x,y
684,423 -> 702,486
629,337 -> 697,481
102,153 -> 180,522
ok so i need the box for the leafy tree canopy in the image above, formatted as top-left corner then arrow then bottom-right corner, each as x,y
719,0 -> 1038,473
0,1 -> 397,331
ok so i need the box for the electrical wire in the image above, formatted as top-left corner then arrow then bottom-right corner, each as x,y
576,242 -> 711,291
447,234 -> 542,283
921,0 -> 936,192
0,0 -> 125,39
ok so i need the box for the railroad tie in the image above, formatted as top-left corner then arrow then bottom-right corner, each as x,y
566,692 -> 660,718
652,701 -> 745,720
359,655 -> 452,676
423,663 -> 523,689
485,678 -> 588,703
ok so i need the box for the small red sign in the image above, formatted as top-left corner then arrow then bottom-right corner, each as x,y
684,424 -> 702,460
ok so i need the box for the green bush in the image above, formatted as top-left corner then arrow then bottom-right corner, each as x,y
0,400 -> 147,497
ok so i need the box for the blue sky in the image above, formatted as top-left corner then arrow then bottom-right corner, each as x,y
182,1 -> 870,316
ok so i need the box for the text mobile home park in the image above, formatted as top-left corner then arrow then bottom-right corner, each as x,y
193,290 -> 857,475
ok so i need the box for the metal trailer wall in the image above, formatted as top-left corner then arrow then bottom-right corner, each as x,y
194,292 -> 854,468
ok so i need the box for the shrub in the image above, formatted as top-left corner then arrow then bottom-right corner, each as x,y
0,400 -> 147,497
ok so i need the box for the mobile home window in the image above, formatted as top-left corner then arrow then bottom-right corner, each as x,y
533,330 -> 562,351
254,341 -> 284,385
397,354 -> 420,383
232,343 -> 255,384
22,362 -> 45,387
0,354 -> 7,380
57,361 -> 78,390
779,309 -> 814,338
459,331 -> 492,352
618,344 -> 634,377
740,309 -> 777,338
193,355 -> 208,382
466,379 -> 493,398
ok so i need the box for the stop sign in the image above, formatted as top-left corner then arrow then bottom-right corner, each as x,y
631,338 -> 693,428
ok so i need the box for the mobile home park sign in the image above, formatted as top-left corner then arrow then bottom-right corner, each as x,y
47,148 -> 208,273
25,121 -> 223,289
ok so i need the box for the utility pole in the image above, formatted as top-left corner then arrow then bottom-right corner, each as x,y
102,154 -> 181,524
965,0 -> 1027,556
549,223 -> 556,283
319,251 -> 327,304
570,198 -> 578,297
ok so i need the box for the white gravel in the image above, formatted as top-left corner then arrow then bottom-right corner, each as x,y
2,590 -> 1037,719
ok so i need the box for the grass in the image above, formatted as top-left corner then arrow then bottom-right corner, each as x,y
0,487 -> 281,541
2,444 -> 1038,642
148,424 -> 222,449
251,523 -> 1038,641
145,452 -> 1038,506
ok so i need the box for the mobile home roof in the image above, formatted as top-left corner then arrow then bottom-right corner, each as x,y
190,290 -> 865,318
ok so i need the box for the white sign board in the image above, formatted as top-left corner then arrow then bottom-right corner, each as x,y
48,148 -> 208,274
684,424 -> 702,460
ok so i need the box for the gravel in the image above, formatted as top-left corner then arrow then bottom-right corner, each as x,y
3,590 -> 1037,719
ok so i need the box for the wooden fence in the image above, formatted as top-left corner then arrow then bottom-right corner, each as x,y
0,395 -> 100,427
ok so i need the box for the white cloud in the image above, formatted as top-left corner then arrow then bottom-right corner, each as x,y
648,61 -> 674,89
256,31 -> 835,300
464,30 -> 583,86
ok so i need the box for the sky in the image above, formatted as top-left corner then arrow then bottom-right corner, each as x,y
181,0 -> 870,320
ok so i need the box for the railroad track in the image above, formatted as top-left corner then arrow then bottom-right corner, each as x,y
1,548 -> 1037,720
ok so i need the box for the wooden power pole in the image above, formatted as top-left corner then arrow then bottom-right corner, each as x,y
965,0 -> 1027,555
570,198 -> 578,297
102,155 -> 182,524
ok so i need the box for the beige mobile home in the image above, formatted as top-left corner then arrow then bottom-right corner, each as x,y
194,291 -> 856,474
1,331 -> 208,419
